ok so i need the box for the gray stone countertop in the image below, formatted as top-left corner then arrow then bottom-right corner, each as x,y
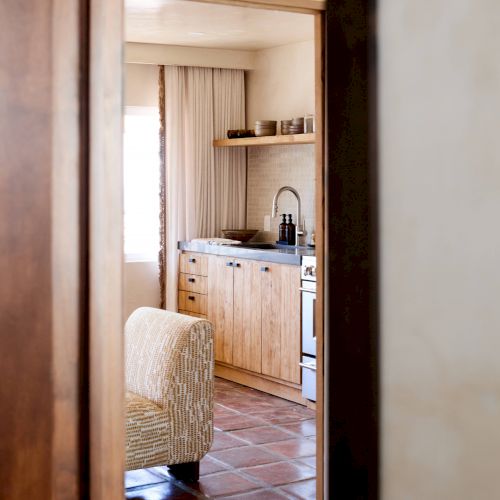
178,241 -> 315,266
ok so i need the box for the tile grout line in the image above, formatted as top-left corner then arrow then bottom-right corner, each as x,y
126,379 -> 316,499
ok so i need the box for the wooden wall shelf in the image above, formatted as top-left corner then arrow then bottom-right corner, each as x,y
213,133 -> 315,148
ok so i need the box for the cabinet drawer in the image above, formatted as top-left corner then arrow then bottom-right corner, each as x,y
179,252 -> 208,276
178,309 -> 207,320
178,291 -> 207,315
179,273 -> 208,294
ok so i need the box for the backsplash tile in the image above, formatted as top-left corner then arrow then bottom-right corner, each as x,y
246,144 -> 315,244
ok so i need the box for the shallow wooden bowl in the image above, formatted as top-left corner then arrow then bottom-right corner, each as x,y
222,229 -> 259,242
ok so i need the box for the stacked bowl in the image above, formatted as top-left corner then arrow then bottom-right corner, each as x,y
288,117 -> 305,134
255,120 -> 277,137
281,120 -> 292,135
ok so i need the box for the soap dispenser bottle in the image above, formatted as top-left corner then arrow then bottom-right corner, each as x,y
278,214 -> 287,243
287,214 -> 296,246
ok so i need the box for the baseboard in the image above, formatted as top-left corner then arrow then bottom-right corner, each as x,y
215,363 -> 307,405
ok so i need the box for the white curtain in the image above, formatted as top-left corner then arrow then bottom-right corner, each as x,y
164,66 -> 246,311
213,68 -> 247,234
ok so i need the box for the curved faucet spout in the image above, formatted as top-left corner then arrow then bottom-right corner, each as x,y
271,185 -> 303,244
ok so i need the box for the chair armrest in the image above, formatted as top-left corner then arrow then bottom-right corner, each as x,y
125,307 -> 214,411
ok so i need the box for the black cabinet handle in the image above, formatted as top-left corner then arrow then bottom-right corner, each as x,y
188,295 -> 195,301
188,257 -> 196,263
260,266 -> 269,272
234,262 -> 241,268
226,261 -> 233,267
188,277 -> 195,283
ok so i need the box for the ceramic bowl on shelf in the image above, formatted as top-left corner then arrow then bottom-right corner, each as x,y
221,229 -> 259,242
255,120 -> 277,137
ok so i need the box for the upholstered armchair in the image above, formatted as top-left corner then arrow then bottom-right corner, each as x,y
125,307 -> 214,481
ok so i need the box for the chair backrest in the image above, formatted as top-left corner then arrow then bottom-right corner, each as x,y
125,307 -> 213,409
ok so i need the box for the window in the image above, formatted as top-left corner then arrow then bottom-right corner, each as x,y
123,106 -> 160,262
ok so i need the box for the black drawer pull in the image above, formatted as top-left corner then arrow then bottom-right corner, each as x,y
260,266 -> 269,272
188,295 -> 195,301
234,262 -> 241,268
188,257 -> 196,263
226,261 -> 233,267
188,278 -> 195,283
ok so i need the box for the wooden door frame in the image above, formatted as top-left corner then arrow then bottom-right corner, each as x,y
325,1 -> 380,499
86,1 -> 380,500
88,0 -> 125,498
0,0 -> 378,498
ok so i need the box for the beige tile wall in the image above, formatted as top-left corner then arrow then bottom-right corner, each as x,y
246,144 -> 315,244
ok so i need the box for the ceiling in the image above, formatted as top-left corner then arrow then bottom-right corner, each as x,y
125,0 -> 314,51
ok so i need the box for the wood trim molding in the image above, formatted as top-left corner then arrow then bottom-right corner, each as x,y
0,1 -> 93,497
325,0 -> 380,498
51,0 -> 89,496
187,0 -> 325,14
313,11 -> 325,500
89,0 -> 125,498
1,3 -> 57,497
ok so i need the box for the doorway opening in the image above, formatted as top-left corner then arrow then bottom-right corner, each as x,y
122,1 -> 325,498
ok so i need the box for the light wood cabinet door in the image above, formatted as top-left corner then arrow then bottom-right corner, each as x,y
279,265 -> 301,384
261,263 -> 301,384
232,259 -> 262,373
208,255 -> 234,364
179,273 -> 208,294
178,291 -> 207,315
179,252 -> 208,276
178,310 -> 207,319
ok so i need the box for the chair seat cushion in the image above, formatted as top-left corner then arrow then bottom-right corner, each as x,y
125,391 -> 171,470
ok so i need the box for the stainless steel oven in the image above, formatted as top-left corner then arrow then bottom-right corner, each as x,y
300,255 -> 316,402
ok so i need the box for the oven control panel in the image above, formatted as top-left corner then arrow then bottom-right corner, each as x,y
301,256 -> 317,282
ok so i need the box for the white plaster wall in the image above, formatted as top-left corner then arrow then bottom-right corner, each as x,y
245,41 -> 315,242
123,261 -> 160,322
380,1 -> 500,498
245,40 -> 315,128
125,63 -> 159,107
126,42 -> 256,70
123,63 -> 161,321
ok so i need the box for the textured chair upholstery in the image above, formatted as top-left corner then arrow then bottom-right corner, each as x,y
125,307 -> 214,471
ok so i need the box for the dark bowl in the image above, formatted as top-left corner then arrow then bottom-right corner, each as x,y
222,229 -> 259,242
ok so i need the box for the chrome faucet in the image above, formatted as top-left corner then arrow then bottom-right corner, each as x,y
271,186 -> 304,245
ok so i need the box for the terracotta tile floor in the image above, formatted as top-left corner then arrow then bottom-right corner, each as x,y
125,377 -> 316,499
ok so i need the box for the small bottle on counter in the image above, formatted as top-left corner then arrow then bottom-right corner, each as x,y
286,214 -> 296,246
278,214 -> 287,243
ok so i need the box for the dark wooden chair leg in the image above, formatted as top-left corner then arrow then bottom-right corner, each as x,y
167,461 -> 200,482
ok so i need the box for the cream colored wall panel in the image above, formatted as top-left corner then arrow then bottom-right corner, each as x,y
125,63 -> 158,107
123,261 -> 160,322
246,40 -> 315,128
380,1 -> 500,498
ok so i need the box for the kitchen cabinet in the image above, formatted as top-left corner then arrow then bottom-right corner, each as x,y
179,252 -> 208,276
178,291 -> 207,315
207,255 -> 234,364
205,254 -> 301,396
261,264 -> 301,384
178,251 -> 208,320
232,259 -> 262,374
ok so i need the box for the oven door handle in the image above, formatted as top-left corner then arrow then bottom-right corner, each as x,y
299,361 -> 317,371
299,287 -> 316,293
312,296 -> 316,339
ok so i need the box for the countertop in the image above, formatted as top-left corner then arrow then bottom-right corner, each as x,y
178,241 -> 315,266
